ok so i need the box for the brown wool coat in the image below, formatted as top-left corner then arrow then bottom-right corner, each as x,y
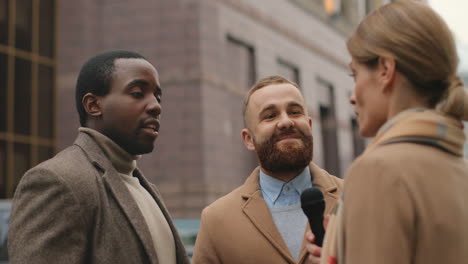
192,163 -> 343,264
8,132 -> 189,264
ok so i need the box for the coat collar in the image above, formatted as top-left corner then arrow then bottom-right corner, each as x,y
73,131 -> 160,264
240,162 -> 340,263
367,109 -> 465,156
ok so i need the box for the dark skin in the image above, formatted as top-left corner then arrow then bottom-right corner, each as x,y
82,58 -> 162,155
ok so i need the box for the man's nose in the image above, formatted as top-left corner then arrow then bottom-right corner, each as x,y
146,96 -> 161,117
349,92 -> 356,105
277,113 -> 294,129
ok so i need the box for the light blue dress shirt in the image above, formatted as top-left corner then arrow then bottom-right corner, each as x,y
259,167 -> 313,208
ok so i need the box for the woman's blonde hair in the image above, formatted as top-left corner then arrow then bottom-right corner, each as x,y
347,0 -> 468,120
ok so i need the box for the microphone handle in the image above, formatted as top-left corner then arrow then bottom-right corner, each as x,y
309,217 -> 325,247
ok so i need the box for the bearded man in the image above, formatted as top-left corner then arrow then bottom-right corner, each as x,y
192,75 -> 343,264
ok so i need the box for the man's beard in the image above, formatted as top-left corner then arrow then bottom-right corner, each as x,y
254,128 -> 313,173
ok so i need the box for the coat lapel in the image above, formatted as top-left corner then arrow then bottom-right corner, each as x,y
74,132 -> 159,264
103,172 -> 159,264
135,170 -> 189,264
241,168 -> 297,263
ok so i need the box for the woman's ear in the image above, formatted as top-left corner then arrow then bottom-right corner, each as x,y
378,57 -> 397,92
82,93 -> 102,117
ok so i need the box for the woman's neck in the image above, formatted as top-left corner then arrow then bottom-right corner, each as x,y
387,79 -> 431,120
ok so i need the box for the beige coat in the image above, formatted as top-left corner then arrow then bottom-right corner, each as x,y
192,162 -> 343,264
336,110 -> 468,264
8,131 -> 189,264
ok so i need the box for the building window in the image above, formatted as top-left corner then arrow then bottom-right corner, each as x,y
366,0 -> 392,14
0,0 -> 57,198
365,0 -> 379,14
277,58 -> 301,86
225,35 -> 256,91
0,0 -> 8,45
351,118 -> 366,158
0,53 -> 6,133
324,0 -> 342,16
318,79 -> 341,177
224,35 -> 258,177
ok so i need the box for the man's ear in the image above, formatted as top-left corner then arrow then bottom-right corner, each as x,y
378,57 -> 396,93
241,128 -> 255,151
82,93 -> 102,117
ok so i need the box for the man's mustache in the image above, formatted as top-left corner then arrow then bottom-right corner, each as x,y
272,129 -> 305,142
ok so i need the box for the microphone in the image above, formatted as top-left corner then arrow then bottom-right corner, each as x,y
301,187 -> 325,247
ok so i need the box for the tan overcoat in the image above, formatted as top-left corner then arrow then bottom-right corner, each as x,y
335,110 -> 468,264
192,162 -> 343,264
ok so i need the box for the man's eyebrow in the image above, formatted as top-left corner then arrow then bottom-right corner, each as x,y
258,104 -> 276,117
126,79 -> 150,88
288,102 -> 304,109
126,79 -> 162,95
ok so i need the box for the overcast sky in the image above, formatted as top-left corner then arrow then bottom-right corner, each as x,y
428,0 -> 468,72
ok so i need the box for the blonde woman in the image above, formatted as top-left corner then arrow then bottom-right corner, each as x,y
306,1 -> 468,264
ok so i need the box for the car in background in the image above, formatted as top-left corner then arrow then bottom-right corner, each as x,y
173,218 -> 201,259
0,200 -> 11,264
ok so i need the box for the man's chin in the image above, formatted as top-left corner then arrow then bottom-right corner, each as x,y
128,143 -> 154,155
260,160 -> 310,173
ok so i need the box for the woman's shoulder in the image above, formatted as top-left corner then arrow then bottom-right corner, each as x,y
347,141 -> 460,186
348,143 -> 418,179
358,141 -> 450,166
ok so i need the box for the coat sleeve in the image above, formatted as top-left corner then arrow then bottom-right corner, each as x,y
8,167 -> 89,264
191,207 -> 222,264
341,157 -> 415,264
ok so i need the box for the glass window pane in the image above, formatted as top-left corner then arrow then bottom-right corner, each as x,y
13,142 -> 30,191
0,0 -> 8,45
351,118 -> 365,158
0,141 -> 6,198
0,53 -> 6,132
14,57 -> 31,135
320,105 -> 341,177
39,0 -> 55,58
15,0 -> 32,51
38,65 -> 54,138
278,60 -> 300,86
225,38 -> 256,91
38,145 -> 53,164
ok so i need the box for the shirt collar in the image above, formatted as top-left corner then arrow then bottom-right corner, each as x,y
259,167 -> 312,204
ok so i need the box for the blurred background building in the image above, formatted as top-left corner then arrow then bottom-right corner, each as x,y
2,0 -> 460,222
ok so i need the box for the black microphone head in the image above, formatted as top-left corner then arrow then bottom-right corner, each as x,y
301,187 -> 326,246
300,187 -> 324,209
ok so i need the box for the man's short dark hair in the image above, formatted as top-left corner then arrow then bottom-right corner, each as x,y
75,50 -> 147,126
